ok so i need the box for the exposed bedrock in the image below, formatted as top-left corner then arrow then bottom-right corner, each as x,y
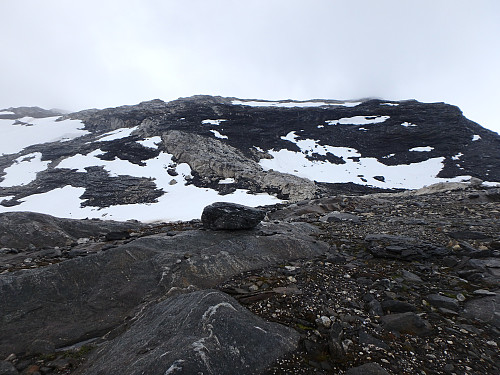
162,130 -> 318,201
0,211 -> 143,249
0,222 -> 327,356
74,290 -> 299,375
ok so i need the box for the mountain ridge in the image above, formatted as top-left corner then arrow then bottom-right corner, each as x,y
1,95 -> 499,222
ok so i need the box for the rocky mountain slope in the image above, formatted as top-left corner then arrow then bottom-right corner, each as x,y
1,96 -> 499,222
0,182 -> 498,374
0,97 -> 499,374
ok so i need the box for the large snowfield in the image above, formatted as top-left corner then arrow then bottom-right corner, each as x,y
260,131 -> 471,189
0,120 -> 281,222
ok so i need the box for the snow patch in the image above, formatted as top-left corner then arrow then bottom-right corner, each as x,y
137,136 -> 161,149
2,150 -> 281,221
219,178 -> 235,184
209,129 -> 228,139
326,115 -> 390,126
451,153 -> 463,161
261,133 -> 471,189
381,103 -> 399,106
0,117 -> 89,155
409,146 -> 434,152
232,100 -> 362,108
0,183 -> 281,222
472,135 -> 481,141
483,181 -> 500,187
98,126 -> 138,141
0,152 -> 49,187
202,119 -> 226,126
0,110 -> 15,115
401,122 -> 417,127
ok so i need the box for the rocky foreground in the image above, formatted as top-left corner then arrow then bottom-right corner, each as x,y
0,181 -> 499,374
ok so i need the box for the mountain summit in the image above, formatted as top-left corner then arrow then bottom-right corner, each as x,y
1,96 -> 499,222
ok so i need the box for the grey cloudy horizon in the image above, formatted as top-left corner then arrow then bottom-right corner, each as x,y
1,0 -> 499,133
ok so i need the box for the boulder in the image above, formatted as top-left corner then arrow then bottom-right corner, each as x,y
380,312 -> 432,336
425,294 -> 460,312
462,295 -> 500,329
201,202 -> 265,230
74,290 -> 299,375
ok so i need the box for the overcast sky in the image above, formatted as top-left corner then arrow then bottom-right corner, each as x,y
1,0 -> 499,133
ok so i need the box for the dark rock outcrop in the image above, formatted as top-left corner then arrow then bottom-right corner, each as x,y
0,222 -> 327,356
201,202 -> 265,230
365,234 -> 450,260
0,211 -> 142,249
75,290 -> 299,375
0,106 -> 63,119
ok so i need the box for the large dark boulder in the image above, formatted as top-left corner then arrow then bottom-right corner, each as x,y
201,202 -> 266,230
75,290 -> 299,375
0,222 -> 327,356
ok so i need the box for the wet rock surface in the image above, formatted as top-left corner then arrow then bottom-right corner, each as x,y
0,183 -> 499,374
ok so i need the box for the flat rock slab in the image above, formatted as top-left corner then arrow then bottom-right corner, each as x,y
75,290 -> 299,375
0,222 -> 327,356
201,202 -> 265,230
365,234 -> 450,260
462,294 -> 500,329
346,362 -> 390,375
380,312 -> 433,336
425,294 -> 460,312
320,211 -> 360,223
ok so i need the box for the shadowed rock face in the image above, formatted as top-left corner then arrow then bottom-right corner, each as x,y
0,222 -> 327,356
74,290 -> 299,375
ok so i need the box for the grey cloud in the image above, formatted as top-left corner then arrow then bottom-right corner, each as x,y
0,0 -> 498,132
